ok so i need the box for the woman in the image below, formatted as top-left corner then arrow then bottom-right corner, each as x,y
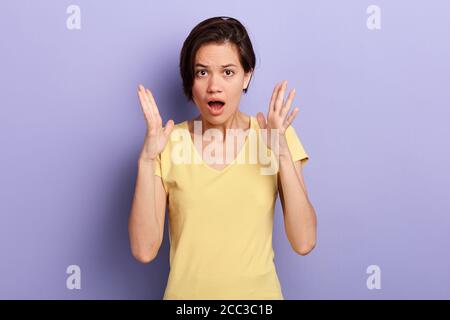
128,16 -> 317,300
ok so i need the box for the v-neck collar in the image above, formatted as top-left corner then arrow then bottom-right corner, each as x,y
184,116 -> 254,174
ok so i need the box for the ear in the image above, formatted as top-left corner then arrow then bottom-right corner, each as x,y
243,69 -> 253,90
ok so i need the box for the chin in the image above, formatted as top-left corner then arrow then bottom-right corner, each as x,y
201,113 -> 226,124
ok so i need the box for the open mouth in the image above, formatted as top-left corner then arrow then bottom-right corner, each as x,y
207,100 -> 225,115
208,101 -> 225,108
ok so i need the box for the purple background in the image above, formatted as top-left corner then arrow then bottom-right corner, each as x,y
1,0 -> 449,299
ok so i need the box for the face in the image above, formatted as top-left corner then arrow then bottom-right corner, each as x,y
191,42 -> 252,124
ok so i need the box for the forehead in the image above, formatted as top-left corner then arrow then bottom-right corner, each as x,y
194,42 -> 240,67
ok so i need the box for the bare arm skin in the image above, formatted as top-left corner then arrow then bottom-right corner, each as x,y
128,85 -> 174,263
257,80 -> 317,256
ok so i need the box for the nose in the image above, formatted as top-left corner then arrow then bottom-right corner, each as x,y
206,73 -> 222,94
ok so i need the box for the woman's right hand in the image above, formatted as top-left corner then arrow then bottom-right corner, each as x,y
137,84 -> 174,162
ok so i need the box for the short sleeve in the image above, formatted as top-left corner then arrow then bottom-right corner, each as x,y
154,153 -> 162,177
284,125 -> 309,166
153,150 -> 169,194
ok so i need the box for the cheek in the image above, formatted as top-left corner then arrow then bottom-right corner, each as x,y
191,83 -> 202,100
192,82 -> 206,95
229,81 -> 245,98
232,77 -> 246,91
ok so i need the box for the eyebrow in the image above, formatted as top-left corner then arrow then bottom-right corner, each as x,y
195,63 -> 237,68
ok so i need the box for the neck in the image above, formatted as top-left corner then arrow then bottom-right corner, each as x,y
194,111 -> 248,141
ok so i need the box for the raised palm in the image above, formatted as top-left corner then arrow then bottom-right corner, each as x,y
256,80 -> 299,155
137,84 -> 174,161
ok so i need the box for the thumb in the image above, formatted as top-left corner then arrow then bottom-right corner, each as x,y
163,119 -> 175,136
256,112 -> 267,129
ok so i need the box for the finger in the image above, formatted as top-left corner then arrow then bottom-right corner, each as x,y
163,119 -> 175,136
256,112 -> 267,129
146,89 -> 163,128
274,80 -> 287,113
284,107 -> 299,128
137,85 -> 148,113
142,87 -> 156,116
146,88 -> 160,117
137,86 -> 154,121
269,82 -> 281,113
280,88 -> 296,119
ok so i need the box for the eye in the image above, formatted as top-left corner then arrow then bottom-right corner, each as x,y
224,69 -> 234,76
196,70 -> 207,77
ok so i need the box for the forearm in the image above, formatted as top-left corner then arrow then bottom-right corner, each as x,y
128,159 -> 160,260
278,152 -> 317,254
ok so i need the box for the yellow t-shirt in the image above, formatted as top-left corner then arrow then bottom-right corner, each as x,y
154,116 -> 309,300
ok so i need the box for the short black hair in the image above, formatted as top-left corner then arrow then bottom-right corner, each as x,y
179,16 -> 256,101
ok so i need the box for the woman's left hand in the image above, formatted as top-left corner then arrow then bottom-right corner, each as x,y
256,80 -> 299,157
